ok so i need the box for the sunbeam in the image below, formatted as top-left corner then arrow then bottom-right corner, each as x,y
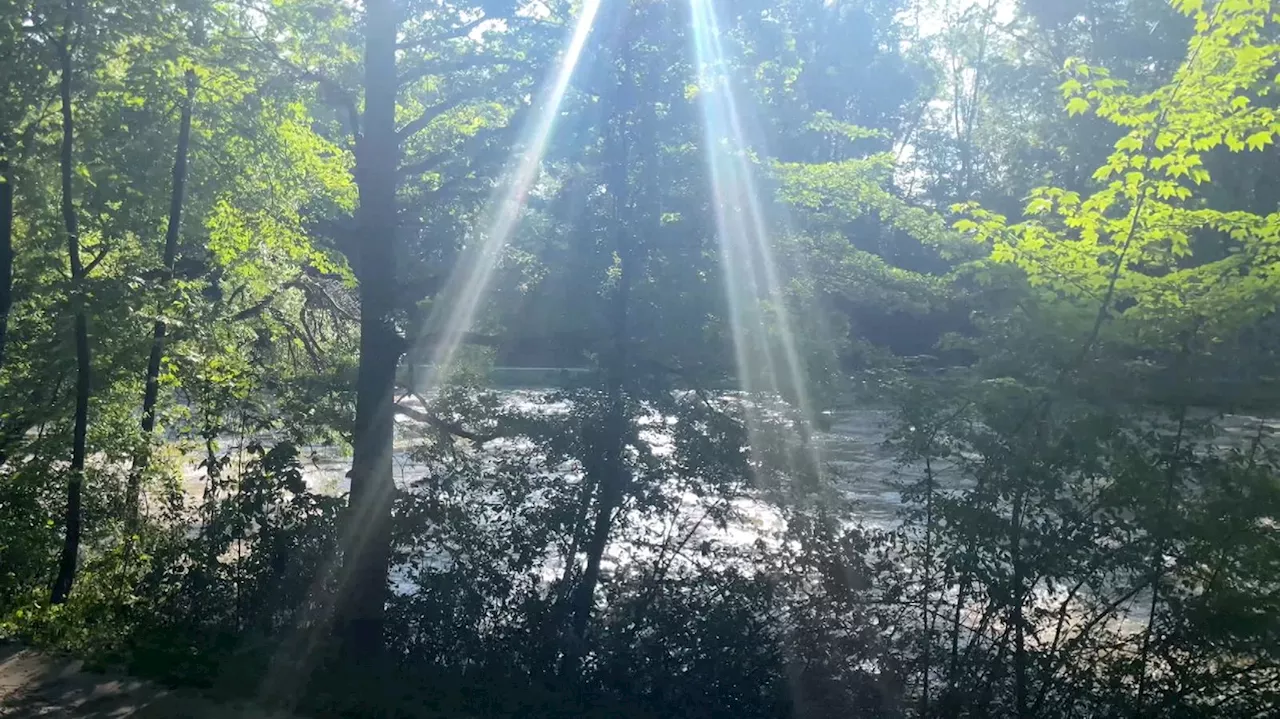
257,3 -> 604,700
413,0 -> 604,393
688,0 -> 823,488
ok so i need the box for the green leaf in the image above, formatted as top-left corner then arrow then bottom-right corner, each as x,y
1115,135 -> 1143,152
1245,131 -> 1273,151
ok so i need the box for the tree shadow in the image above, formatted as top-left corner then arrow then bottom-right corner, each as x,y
0,643 -> 286,718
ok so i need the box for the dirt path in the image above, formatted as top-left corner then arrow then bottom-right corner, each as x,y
0,645 -> 290,718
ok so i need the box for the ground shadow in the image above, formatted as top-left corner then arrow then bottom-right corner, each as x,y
0,643 -> 288,718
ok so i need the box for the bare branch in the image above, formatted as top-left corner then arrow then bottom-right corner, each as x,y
396,16 -> 490,51
306,279 -> 358,322
82,246 -> 109,277
268,306 -> 323,370
393,399 -> 501,444
231,278 -> 304,322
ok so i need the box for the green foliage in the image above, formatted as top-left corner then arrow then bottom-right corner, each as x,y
955,0 -> 1280,346
1,1 -> 1278,718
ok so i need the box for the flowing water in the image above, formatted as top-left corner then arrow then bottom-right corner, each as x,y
175,391 -> 1276,636
184,391 -> 1278,534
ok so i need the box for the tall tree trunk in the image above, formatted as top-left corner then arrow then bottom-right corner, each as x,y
339,0 -> 401,659
565,34 -> 634,671
127,70 -> 196,530
0,130 -> 13,371
52,0 -> 90,605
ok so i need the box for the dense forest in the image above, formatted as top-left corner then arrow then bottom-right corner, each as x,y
1,0 -> 1278,716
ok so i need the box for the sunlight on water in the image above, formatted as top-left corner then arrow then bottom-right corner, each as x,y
689,0 -> 823,486
413,0 -> 604,391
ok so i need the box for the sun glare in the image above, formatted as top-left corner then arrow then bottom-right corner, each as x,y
689,0 -> 823,486
412,0 -> 603,393
259,3 -> 604,698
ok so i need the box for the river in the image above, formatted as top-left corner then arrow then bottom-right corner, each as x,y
182,390 -> 1277,539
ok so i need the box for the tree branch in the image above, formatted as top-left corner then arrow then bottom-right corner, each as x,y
299,69 -> 360,140
393,400 -> 500,443
268,306 -> 323,370
82,246 -> 109,277
231,278 -> 304,321
307,279 -> 358,322
397,54 -> 522,87
396,16 -> 490,52
398,124 -> 515,177
398,90 -> 490,144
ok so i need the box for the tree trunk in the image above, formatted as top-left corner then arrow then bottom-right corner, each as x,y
1010,486 -> 1027,718
0,130 -> 13,371
565,35 -> 634,671
921,453 -> 935,716
127,69 -> 196,530
1134,405 -> 1187,718
52,0 -> 90,606
339,0 -> 401,659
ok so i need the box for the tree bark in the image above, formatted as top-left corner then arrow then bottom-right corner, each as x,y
339,0 -> 401,658
52,0 -> 90,606
921,453 -> 935,715
0,130 -> 13,371
1134,405 -> 1188,718
127,69 -> 196,530
565,27 -> 635,671
1011,487 -> 1027,718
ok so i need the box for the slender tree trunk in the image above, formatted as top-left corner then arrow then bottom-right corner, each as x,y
339,0 -> 401,659
946,574 -> 964,706
566,458 -> 621,655
565,39 -> 634,671
1011,487 -> 1027,718
554,478 -> 593,609
1134,405 -> 1187,718
52,0 -> 90,605
127,69 -> 196,530
921,453 -> 935,716
0,130 -> 13,371
0,127 -> 20,471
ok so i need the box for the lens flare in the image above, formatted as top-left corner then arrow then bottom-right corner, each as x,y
689,0 -> 822,487
414,0 -> 603,392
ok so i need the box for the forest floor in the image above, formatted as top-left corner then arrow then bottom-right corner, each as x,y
0,644 -> 292,718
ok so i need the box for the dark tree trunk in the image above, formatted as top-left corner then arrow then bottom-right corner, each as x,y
1135,405 -> 1187,718
565,28 -> 635,670
52,0 -> 90,606
1011,488 -> 1027,718
921,453 -> 935,715
127,69 -> 196,530
339,0 -> 401,659
0,130 -> 13,371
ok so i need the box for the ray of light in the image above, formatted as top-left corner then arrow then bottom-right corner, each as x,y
414,0 -> 603,392
689,0 -> 823,487
257,3 -> 605,697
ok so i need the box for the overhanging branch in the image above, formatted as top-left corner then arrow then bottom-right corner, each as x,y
393,400 -> 501,443
398,90 -> 490,144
